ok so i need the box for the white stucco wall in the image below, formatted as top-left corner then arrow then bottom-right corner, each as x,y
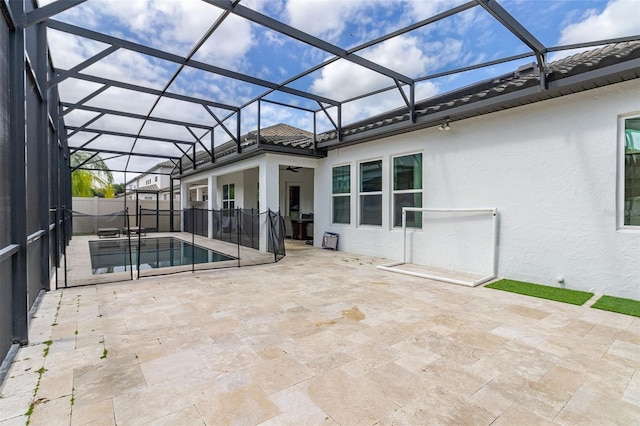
158,173 -> 171,192
315,79 -> 640,299
243,168 -> 259,209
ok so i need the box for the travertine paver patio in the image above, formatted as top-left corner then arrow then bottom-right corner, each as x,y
1,241 -> 639,425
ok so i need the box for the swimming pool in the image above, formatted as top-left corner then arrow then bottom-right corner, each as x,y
88,237 -> 236,275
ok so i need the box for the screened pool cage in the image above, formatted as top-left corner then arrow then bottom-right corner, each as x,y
4,0 -> 637,387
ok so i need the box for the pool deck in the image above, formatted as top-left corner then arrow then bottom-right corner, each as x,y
1,241 -> 639,425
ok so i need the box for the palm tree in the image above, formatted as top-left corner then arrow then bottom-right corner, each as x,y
70,152 -> 114,197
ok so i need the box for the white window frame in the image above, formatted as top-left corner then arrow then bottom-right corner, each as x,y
392,152 -> 423,229
619,113 -> 640,230
332,164 -> 351,225
358,159 -> 383,227
222,183 -> 235,210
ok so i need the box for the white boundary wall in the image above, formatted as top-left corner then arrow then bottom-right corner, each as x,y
71,197 -> 175,233
72,197 -> 173,216
314,79 -> 640,300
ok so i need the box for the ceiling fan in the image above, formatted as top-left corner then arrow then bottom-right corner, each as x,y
283,166 -> 301,172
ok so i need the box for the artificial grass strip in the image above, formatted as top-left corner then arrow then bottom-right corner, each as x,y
591,295 -> 640,318
485,279 -> 593,306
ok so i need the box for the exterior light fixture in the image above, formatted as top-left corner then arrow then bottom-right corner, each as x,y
438,118 -> 451,131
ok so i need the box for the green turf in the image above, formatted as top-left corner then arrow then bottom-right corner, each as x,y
485,279 -> 593,306
591,295 -> 640,318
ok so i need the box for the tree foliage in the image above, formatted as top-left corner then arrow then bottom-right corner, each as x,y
70,152 -> 115,198
112,183 -> 126,196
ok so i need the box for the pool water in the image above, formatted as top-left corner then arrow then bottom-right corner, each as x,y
89,237 -> 236,275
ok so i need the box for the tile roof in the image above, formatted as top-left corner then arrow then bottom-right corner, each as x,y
189,123 -> 316,167
317,41 -> 640,146
132,184 -> 160,192
156,160 -> 177,168
258,123 -> 313,139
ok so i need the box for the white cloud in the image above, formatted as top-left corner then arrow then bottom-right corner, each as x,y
336,80 -> 439,125
51,0 -> 255,70
89,0 -> 216,49
310,35 -> 436,100
262,29 -> 287,48
83,50 -> 173,89
559,0 -> 640,45
283,0 -> 464,44
405,0 -> 467,22
47,30 -> 109,70
151,97 -> 218,127
91,88 -> 159,115
190,16 -> 256,70
285,0 -> 369,42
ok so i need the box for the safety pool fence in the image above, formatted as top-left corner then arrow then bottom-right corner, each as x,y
58,206 -> 286,288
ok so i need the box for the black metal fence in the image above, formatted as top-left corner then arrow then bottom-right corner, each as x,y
71,209 -> 128,235
268,210 -> 286,259
139,208 -> 180,233
184,208 -> 262,250
56,207 -> 286,288
183,207 -> 208,237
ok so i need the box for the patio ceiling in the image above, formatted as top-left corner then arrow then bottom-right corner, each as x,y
21,0 -> 640,177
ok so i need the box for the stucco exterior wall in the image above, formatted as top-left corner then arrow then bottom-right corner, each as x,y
243,168 -> 259,209
315,79 -> 640,299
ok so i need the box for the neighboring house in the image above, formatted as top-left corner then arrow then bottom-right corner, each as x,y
175,41 -> 640,299
125,160 -> 180,201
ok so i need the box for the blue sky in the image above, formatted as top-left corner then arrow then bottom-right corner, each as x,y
44,0 -> 640,175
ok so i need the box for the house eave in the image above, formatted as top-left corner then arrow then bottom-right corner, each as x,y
317,56 -> 640,150
174,144 -> 325,179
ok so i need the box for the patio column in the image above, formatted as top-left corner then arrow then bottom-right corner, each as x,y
179,181 -> 189,231
259,156 -> 279,252
207,175 -> 217,239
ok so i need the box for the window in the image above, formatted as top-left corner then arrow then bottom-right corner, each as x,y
288,185 -> 300,219
624,117 -> 640,226
332,165 -> 350,224
393,153 -> 423,228
155,176 -> 158,182
359,160 -> 382,225
223,183 -> 235,209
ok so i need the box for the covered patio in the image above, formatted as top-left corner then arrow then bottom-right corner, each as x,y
1,242 -> 638,425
